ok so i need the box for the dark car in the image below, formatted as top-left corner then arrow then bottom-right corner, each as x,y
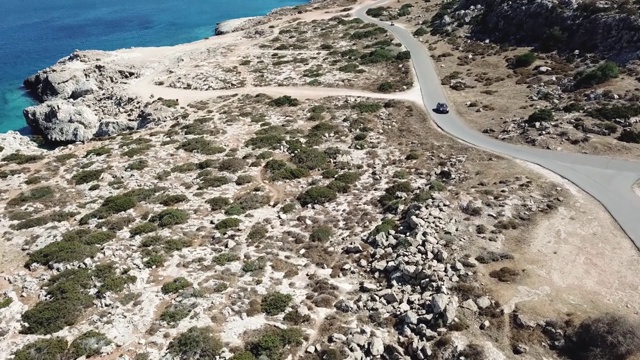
434,102 -> 449,114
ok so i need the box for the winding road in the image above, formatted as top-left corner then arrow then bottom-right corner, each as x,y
356,1 -> 640,249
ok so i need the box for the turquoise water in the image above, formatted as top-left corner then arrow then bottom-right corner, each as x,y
0,0 -> 307,133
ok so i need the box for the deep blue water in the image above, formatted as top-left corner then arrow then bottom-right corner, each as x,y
0,0 -> 307,133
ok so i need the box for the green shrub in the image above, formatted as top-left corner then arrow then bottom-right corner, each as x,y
235,174 -> 254,185
219,157 -> 247,173
525,108 -> 554,124
245,134 -> 286,149
256,151 -> 273,160
351,101 -> 382,113
280,203 -> 296,214
167,327 -> 223,359
93,263 -> 136,294
242,258 -> 266,272
247,326 -> 304,360
72,169 -> 104,185
0,296 -> 12,309
67,331 -> 112,359
587,104 -> 640,121
370,218 -> 397,237
564,313 -> 640,360
413,27 -> 428,36
213,252 -> 240,266
85,147 -> 111,157
225,204 -> 245,216
365,6 -> 386,17
26,241 -> 99,267
21,282 -> 93,333
130,222 -> 158,236
298,186 -> 337,207
80,194 -> 137,224
215,217 -> 242,232
292,147 -> 330,170
618,129 -> 640,144
310,225 -> 333,243
359,48 -> 395,64
126,159 -> 148,171
199,175 -> 231,189
271,167 -> 309,181
172,163 -> 198,173
161,277 -> 192,295
178,137 -> 225,155
269,96 -> 300,107
396,51 -> 411,61
207,197 -> 230,211
261,292 -> 293,316
377,82 -> 393,93
13,337 -> 69,360
574,61 -> 619,90
157,194 -> 188,206
230,351 -> 256,360
144,253 -> 165,268
150,208 -> 189,227
512,52 -> 537,68
2,153 -> 44,164
563,102 -> 584,113
247,224 -> 268,241
160,303 -> 193,325
8,186 -> 54,206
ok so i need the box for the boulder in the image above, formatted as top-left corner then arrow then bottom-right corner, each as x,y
23,69 -> 87,101
369,337 -> 384,356
23,101 -> 99,143
95,119 -> 136,138
431,294 -> 449,314
137,101 -> 174,128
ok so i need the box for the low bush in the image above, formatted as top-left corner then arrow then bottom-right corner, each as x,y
351,101 -> 382,113
298,186 -> 337,207
13,337 -> 69,360
130,222 -> 158,236
292,147 -> 330,170
573,61 -> 619,90
309,225 -> 334,243
525,108 -> 554,124
160,303 -> 193,325
512,52 -> 536,68
247,225 -> 268,241
178,137 -> 225,155
247,326 -> 304,360
618,129 -> 640,144
563,313 -> 640,360
199,175 -> 231,189
489,266 -> 520,282
269,95 -> 300,107
21,269 -> 94,334
161,277 -> 192,295
126,159 -> 148,171
207,196 -> 230,211
150,208 -> 189,227
587,104 -> 640,121
8,186 -> 54,206
235,174 -> 254,185
72,169 -> 104,185
261,292 -> 293,316
2,153 -> 44,164
215,217 -> 242,232
167,327 -> 223,359
219,157 -> 246,173
67,331 -> 112,359
85,147 -> 111,157
212,252 -> 240,266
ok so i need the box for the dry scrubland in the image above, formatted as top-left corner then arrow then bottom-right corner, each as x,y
1,0 -> 640,359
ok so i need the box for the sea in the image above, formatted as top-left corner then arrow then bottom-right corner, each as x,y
0,0 -> 307,134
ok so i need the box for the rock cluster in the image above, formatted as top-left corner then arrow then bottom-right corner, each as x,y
22,51 -> 153,143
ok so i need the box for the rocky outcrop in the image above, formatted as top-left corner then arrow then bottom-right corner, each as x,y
464,0 -> 640,62
215,16 -> 263,35
21,50 -> 149,142
23,101 -> 99,143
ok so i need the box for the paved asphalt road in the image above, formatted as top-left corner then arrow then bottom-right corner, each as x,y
355,2 -> 640,249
